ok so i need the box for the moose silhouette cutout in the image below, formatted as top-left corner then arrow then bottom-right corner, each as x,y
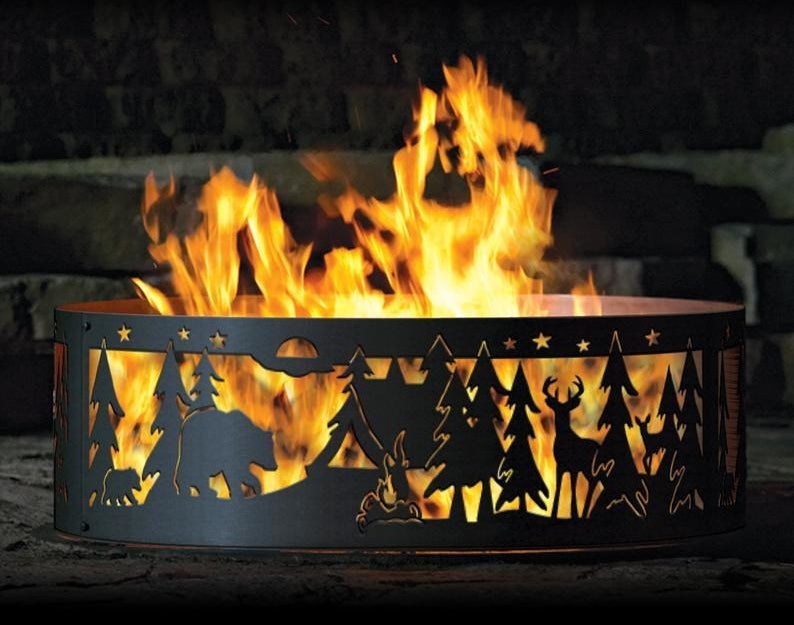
543,376 -> 599,519
101,468 -> 140,506
176,409 -> 277,497
635,414 -> 666,474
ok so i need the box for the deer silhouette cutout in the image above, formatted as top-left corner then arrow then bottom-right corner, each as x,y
634,414 -> 666,474
543,376 -> 599,519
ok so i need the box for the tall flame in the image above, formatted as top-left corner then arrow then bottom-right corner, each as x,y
134,56 -> 557,319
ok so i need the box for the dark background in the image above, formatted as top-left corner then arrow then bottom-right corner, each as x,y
1,0 -> 792,161
1,0 -> 793,432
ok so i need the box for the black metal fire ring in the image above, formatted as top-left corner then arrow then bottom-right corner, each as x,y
53,295 -> 745,550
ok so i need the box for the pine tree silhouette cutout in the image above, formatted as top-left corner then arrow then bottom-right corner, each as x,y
311,347 -> 384,469
657,366 -> 682,456
88,339 -> 125,502
420,336 -> 455,397
54,343 -> 68,447
675,341 -> 704,510
717,352 -> 735,506
361,360 -> 408,463
468,342 -> 510,401
414,335 -> 455,468
733,346 -> 746,510
465,342 -> 509,519
424,368 -> 482,522
646,366 -> 683,516
54,342 -> 69,502
190,348 -> 223,410
144,340 -> 191,490
496,363 -> 548,512
594,332 -> 646,518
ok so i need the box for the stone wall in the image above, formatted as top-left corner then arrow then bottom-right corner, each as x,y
602,126 -> 794,417
1,1 -> 794,161
1,1 -> 793,431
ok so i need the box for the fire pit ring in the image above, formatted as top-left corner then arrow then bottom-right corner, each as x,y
53,295 -> 744,551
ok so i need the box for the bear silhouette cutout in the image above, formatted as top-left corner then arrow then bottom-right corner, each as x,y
176,409 -> 276,498
102,468 -> 140,506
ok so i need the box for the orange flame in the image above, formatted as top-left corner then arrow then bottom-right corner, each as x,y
112,57 -> 632,504
134,57 -> 557,319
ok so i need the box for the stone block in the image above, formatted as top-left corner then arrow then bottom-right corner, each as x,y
0,177 -> 151,273
344,87 -> 412,148
756,262 -> 794,331
54,83 -> 112,133
0,86 -> 15,133
0,37 -> 49,83
215,42 -> 285,86
476,2 -> 578,44
548,164 -> 703,257
752,224 -> 794,262
93,39 -> 161,85
11,86 -> 58,134
0,274 -> 134,342
695,184 -> 768,225
642,257 -> 744,304
94,1 -> 212,40
338,43 -> 407,87
155,39 -> 219,86
154,1 -> 214,39
711,224 -> 758,325
542,257 -> 644,296
48,36 -> 160,86
152,86 -> 226,134
93,1 -> 152,40
0,343 -> 52,433
0,131 -> 66,161
600,149 -> 794,220
47,38 -> 97,83
253,150 -> 395,206
746,333 -> 794,414
336,3 -> 410,44
208,0 -> 261,41
0,281 -> 23,341
283,89 -> 349,148
221,87 -> 263,137
762,124 -> 794,154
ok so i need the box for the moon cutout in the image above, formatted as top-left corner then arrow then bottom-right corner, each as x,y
276,337 -> 319,359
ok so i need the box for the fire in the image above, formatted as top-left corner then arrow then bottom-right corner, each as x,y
133,56 -> 555,319
107,56 -> 665,511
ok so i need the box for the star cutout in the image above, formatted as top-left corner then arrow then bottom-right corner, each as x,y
209,330 -> 227,349
645,328 -> 661,346
503,337 -> 517,350
117,324 -> 132,342
576,339 -> 590,353
532,332 -> 551,350
177,326 -> 191,341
